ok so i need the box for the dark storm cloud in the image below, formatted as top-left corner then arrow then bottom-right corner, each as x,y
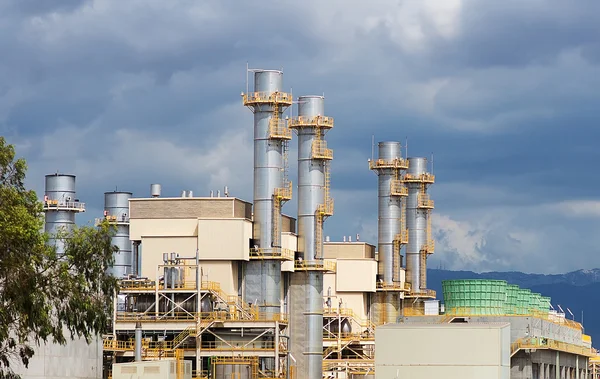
2,0 -> 600,273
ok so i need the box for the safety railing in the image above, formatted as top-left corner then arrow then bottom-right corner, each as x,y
294,260 -> 336,272
116,310 -> 287,323
317,198 -> 334,217
103,339 -> 135,351
43,200 -> 86,211
417,193 -> 434,208
242,91 -> 293,106
249,248 -> 294,261
323,308 -> 376,332
274,181 -> 293,201
403,173 -> 435,183
407,289 -> 437,298
394,230 -> 409,247
368,158 -> 408,170
390,180 -> 408,196
511,337 -> 596,357
268,118 -> 292,140
322,332 -> 375,341
212,357 -> 258,379
288,115 -> 334,129
376,281 -> 411,291
311,140 -> 333,160
200,340 -> 288,353
444,307 -> 584,331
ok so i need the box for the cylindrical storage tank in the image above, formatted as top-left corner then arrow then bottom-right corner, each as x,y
406,157 -> 430,291
150,184 -> 161,197
213,363 -> 252,379
45,174 -> 77,204
44,174 -> 79,255
201,296 -> 214,313
104,191 -> 133,277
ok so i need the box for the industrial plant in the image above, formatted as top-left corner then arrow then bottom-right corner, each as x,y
35,68 -> 599,379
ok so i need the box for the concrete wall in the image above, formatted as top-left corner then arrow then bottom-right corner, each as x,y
323,242 -> 375,259
375,323 -> 511,379
130,218 -> 198,240
197,218 -> 252,260
130,198 -> 252,220
336,259 -> 377,292
13,336 -> 102,379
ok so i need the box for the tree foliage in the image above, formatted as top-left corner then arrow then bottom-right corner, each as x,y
0,137 -> 119,378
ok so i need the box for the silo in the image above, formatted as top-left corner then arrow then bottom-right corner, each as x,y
405,157 -> 435,292
103,191 -> 133,277
43,173 -> 85,255
242,69 -> 292,315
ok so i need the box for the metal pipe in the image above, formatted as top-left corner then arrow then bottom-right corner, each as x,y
134,322 -> 142,362
104,191 -> 133,277
43,174 -> 84,255
406,157 -> 430,290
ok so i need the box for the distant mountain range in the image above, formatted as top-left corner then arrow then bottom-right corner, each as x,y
427,268 -> 600,347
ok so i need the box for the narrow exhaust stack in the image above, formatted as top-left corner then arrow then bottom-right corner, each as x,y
406,157 -> 435,293
242,69 -> 292,316
289,95 -> 335,379
369,142 -> 408,324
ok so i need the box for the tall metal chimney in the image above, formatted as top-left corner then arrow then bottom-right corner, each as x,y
288,95 -> 334,379
369,142 -> 408,324
405,157 -> 435,292
103,191 -> 133,277
242,69 -> 292,316
43,173 -> 85,255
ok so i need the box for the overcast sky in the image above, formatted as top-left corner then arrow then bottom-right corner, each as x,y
2,0 -> 600,274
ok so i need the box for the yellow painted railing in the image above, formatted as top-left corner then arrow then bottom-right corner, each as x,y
368,158 -> 408,170
242,91 -> 292,106
311,140 -> 333,160
249,248 -> 294,260
417,193 -> 434,208
407,289 -> 437,298
288,115 -> 334,129
390,180 -> 408,196
403,173 -> 435,183
444,308 -> 584,331
393,230 -> 409,251
274,181 -> 293,201
294,260 -> 336,272
43,200 -> 86,211
512,337 -> 596,357
268,118 -> 292,140
376,281 -> 410,291
323,308 -> 376,332
201,340 -> 287,352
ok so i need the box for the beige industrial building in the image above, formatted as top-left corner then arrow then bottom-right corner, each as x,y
375,323 -> 511,379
